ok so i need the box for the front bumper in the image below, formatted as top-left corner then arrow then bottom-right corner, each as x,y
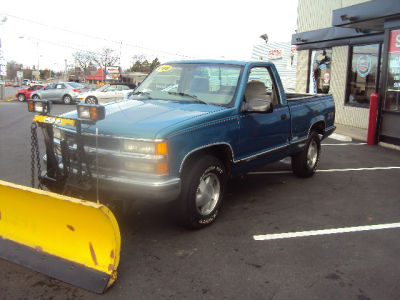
41,170 -> 181,203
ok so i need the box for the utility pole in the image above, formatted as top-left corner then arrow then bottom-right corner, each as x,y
64,59 -> 67,81
0,16 -> 8,100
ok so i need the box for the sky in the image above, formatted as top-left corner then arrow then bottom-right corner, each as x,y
1,0 -> 298,71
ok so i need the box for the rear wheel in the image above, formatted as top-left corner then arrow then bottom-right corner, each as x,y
63,95 -> 72,104
291,132 -> 321,177
32,95 -> 40,100
18,94 -> 26,102
176,155 -> 227,229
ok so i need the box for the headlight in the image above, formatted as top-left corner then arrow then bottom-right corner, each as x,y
28,99 -> 51,114
77,104 -> 105,121
123,140 -> 168,155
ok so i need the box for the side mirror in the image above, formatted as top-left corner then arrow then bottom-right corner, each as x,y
243,97 -> 273,113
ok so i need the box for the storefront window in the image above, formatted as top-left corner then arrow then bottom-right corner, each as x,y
346,44 -> 381,107
308,49 -> 332,94
384,29 -> 400,112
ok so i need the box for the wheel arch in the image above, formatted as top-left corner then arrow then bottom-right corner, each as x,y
308,120 -> 325,136
179,143 -> 234,176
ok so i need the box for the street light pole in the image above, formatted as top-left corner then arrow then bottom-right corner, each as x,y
65,59 -> 67,81
0,16 -> 8,100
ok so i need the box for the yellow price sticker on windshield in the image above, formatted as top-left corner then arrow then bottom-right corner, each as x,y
156,65 -> 172,72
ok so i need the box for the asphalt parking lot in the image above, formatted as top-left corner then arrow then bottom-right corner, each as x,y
0,101 -> 399,300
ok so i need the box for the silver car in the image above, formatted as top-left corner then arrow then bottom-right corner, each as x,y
76,83 -> 137,104
31,82 -> 85,104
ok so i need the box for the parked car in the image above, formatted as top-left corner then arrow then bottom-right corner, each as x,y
45,60 -> 335,229
76,83 -> 137,104
16,84 -> 46,102
30,82 -> 85,104
22,79 -> 31,86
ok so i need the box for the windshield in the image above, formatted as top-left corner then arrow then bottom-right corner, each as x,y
68,82 -> 84,88
96,84 -> 110,92
129,63 -> 242,106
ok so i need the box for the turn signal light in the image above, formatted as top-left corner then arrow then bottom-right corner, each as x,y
156,142 -> 168,155
156,162 -> 169,175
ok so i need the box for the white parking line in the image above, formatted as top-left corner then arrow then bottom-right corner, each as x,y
322,142 -> 366,146
318,166 -> 400,172
253,223 -> 400,241
248,166 -> 400,175
329,133 -> 352,142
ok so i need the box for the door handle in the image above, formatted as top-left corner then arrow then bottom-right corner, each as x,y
281,114 -> 287,120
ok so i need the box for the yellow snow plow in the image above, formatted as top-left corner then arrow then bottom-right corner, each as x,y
0,180 -> 120,293
0,100 -> 121,293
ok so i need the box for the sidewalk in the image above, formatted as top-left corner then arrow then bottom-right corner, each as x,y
334,123 -> 400,151
334,123 -> 367,142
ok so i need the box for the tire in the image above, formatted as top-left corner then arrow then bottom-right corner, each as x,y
291,132 -> 321,178
32,95 -> 40,100
176,155 -> 227,229
18,94 -> 26,102
63,95 -> 72,104
86,96 -> 98,104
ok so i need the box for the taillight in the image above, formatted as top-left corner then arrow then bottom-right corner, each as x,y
73,89 -> 81,93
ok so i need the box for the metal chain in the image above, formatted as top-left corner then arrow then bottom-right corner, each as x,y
30,122 -> 42,189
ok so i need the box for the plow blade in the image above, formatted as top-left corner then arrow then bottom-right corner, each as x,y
0,180 -> 121,293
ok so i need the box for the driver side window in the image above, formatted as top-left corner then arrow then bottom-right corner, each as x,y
247,67 -> 280,106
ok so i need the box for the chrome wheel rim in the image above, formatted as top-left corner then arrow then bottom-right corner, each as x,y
18,94 -> 25,102
87,97 -> 95,104
307,140 -> 318,168
195,172 -> 220,216
64,96 -> 71,104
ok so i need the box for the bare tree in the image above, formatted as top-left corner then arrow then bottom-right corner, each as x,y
92,48 -> 119,70
73,51 -> 95,81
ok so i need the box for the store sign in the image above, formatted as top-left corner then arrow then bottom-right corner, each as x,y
267,49 -> 283,60
106,66 -> 120,74
387,30 -> 400,92
356,55 -> 372,78
32,70 -> 40,76
388,29 -> 400,53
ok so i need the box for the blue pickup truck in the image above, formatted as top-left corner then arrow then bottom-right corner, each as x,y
47,60 -> 335,228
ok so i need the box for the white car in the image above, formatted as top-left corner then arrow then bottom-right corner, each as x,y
77,83 -> 136,104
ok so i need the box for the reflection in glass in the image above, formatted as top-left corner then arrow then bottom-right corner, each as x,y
347,44 -> 381,107
309,49 -> 332,94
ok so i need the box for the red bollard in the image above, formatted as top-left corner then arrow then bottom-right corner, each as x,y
367,92 -> 379,145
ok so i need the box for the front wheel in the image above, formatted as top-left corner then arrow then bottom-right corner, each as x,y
291,132 -> 321,177
176,155 -> 227,229
32,95 -> 40,100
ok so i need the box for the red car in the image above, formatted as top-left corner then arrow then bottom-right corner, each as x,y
16,84 -> 45,102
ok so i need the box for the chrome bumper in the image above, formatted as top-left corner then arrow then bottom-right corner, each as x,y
93,172 -> 181,202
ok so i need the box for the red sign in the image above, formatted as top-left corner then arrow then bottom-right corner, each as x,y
388,29 -> 400,53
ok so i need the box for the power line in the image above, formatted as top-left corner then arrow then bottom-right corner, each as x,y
4,13 -> 192,58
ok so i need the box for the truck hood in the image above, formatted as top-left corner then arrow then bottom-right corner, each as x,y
62,99 -> 226,139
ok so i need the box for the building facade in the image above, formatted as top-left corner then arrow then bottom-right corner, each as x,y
292,0 -> 400,145
251,42 -> 297,91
